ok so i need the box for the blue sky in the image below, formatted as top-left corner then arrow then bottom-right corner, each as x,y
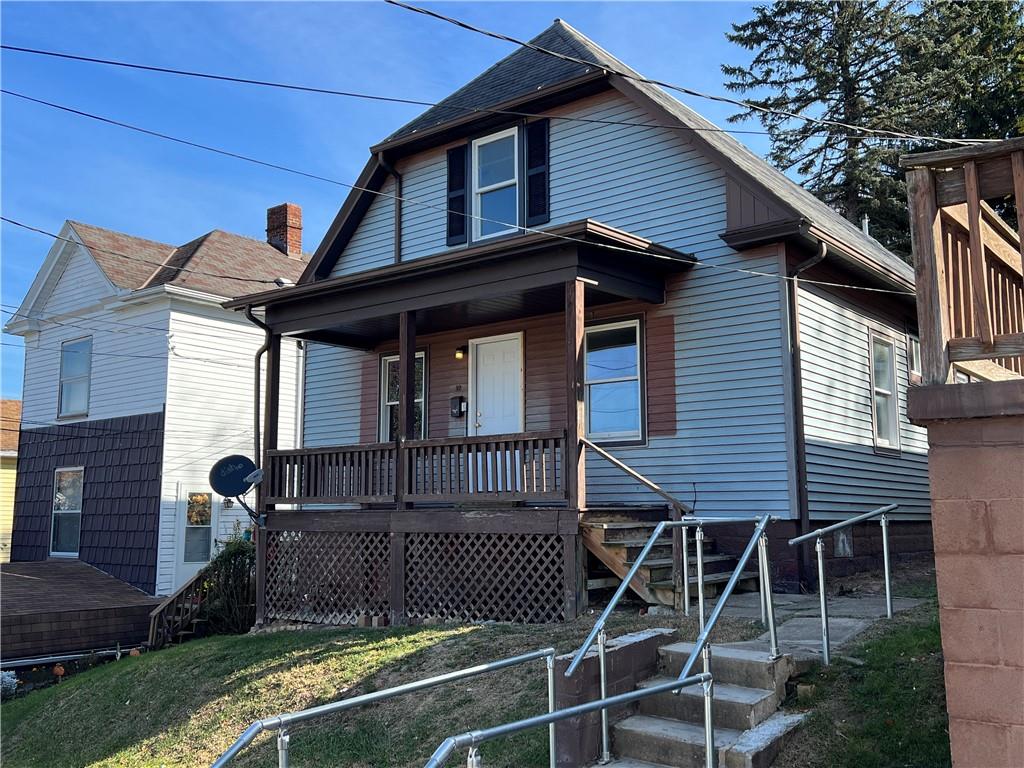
1,0 -> 765,399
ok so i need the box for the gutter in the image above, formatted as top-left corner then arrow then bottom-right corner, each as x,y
787,241 -> 826,592
377,152 -> 403,263
243,306 -> 272,467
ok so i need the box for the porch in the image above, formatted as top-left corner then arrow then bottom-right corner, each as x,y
228,219 -> 695,624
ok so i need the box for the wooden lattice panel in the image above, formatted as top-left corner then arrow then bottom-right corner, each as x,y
405,533 -> 565,623
265,530 -> 390,625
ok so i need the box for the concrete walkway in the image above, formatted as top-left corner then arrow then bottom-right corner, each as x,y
713,591 -> 924,667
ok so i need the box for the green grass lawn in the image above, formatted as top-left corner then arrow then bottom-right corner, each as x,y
776,577 -> 949,768
1,611 -> 760,768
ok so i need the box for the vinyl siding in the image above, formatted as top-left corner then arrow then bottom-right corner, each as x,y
311,90 -> 794,517
40,241 -> 114,316
20,302 -> 170,426
0,456 -> 15,563
798,285 -> 930,519
330,177 -> 397,276
157,302 -> 300,594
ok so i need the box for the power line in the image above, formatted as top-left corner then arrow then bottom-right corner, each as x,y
0,216 -> 281,286
2,89 -> 915,296
384,0 -> 992,148
0,42 -> 848,140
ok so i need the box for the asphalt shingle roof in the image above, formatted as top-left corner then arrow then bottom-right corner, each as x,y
69,222 -> 308,300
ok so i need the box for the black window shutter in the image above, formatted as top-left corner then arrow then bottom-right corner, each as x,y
525,119 -> 550,226
446,145 -> 468,245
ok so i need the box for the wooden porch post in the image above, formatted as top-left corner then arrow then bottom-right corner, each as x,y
391,311 -> 415,624
565,280 -> 586,510
906,167 -> 952,384
256,331 -> 281,627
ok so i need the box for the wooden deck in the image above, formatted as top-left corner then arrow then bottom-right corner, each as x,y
1,560 -> 161,661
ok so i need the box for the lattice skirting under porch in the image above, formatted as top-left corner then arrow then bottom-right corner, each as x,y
263,529 -> 571,625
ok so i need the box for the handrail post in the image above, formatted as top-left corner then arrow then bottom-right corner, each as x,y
466,746 -> 481,768
682,525 -> 690,616
695,526 -> 706,631
880,514 -> 893,619
702,673 -> 716,768
277,729 -> 290,768
546,653 -> 556,768
598,628 -> 611,764
758,533 -> 780,659
672,504 -> 683,612
815,536 -> 831,666
758,521 -> 767,627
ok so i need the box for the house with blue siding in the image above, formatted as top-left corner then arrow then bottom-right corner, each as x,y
229,22 -> 933,626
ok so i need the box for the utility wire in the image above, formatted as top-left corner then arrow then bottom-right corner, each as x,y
385,0 -> 991,147
0,216 -> 281,286
3,89 -> 915,296
0,42 -> 882,141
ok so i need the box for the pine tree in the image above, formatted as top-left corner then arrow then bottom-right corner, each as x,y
723,0 -> 1024,258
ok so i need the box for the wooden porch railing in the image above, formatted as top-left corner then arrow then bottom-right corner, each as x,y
148,570 -> 209,649
264,431 -> 568,505
265,442 -> 397,504
404,430 -> 567,501
903,141 -> 1024,383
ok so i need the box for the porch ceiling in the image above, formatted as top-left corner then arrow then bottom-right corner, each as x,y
227,219 -> 693,349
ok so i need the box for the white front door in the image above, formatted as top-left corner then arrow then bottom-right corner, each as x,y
470,333 -> 524,436
175,484 -> 217,587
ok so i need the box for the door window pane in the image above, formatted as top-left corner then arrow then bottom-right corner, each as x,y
184,528 -> 212,563
54,469 -> 83,510
184,492 -> 212,563
51,467 -> 83,555
51,513 -> 82,555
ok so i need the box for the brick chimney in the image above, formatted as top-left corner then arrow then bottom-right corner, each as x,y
266,203 -> 302,258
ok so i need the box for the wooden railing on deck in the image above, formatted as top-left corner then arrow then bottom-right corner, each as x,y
265,443 -> 397,504
404,430 -> 566,501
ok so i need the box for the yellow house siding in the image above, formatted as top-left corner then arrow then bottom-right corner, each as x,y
0,455 -> 16,563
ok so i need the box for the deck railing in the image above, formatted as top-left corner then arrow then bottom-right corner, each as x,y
264,430 -> 567,506
404,430 -> 566,501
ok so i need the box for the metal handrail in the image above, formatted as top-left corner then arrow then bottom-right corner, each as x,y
788,503 -> 899,665
423,672 -> 712,768
210,646 -> 558,768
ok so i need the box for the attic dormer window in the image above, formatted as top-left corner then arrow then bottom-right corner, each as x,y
472,127 -> 519,240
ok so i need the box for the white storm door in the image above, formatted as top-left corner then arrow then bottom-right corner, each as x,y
469,333 -> 524,436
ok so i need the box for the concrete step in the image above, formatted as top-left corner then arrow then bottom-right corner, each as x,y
659,643 -> 793,698
602,760 -> 673,768
614,711 -> 806,768
613,714 -> 740,767
637,675 -> 780,731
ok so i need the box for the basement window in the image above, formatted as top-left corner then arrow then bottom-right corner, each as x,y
870,334 -> 900,452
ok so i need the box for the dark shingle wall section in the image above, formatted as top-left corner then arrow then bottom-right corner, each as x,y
11,411 -> 164,594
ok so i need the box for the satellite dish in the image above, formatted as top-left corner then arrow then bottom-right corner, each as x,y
209,455 -> 259,497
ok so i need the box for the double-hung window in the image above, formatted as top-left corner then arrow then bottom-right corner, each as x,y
908,334 -> 921,379
585,320 -> 643,443
58,337 -> 92,417
472,127 -> 519,240
380,352 -> 426,441
51,467 -> 83,556
871,334 -> 900,451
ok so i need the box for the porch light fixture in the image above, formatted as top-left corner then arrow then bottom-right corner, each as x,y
454,346 -> 467,361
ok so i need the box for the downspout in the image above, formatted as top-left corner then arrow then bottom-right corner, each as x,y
377,152 -> 403,263
788,241 -> 826,592
244,305 -> 272,467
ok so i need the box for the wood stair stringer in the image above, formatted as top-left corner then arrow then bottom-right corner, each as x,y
582,526 -> 663,605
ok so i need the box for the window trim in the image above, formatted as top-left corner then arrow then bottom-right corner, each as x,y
50,466 -> 84,558
183,490 -> 215,564
584,317 -> 646,446
907,333 -> 922,382
869,332 -> 901,454
379,350 -> 427,441
57,335 -> 92,418
471,126 -> 520,242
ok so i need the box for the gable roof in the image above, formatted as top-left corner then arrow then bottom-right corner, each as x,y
318,19 -> 912,292
69,222 -> 308,300
1,400 -> 20,453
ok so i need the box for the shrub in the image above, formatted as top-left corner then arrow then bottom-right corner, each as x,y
1,671 -> 17,701
199,536 -> 256,635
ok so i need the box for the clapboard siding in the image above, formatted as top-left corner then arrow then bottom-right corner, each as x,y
21,302 -> 170,426
798,286 -> 930,518
310,90 -> 794,517
330,177 -> 396,276
157,302 -> 300,594
40,241 -> 114,316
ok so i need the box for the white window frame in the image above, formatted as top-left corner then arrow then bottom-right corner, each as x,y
183,490 -> 215,564
584,319 -> 644,443
870,333 -> 900,452
471,127 -> 519,241
58,336 -> 92,418
50,466 -> 84,557
379,351 -> 427,441
907,334 -> 922,378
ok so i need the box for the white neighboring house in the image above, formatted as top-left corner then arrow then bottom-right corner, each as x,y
4,204 -> 306,595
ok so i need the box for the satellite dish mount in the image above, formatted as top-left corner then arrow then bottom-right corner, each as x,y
209,455 -> 264,527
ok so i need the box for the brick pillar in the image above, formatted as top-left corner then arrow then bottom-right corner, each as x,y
909,380 -> 1024,768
